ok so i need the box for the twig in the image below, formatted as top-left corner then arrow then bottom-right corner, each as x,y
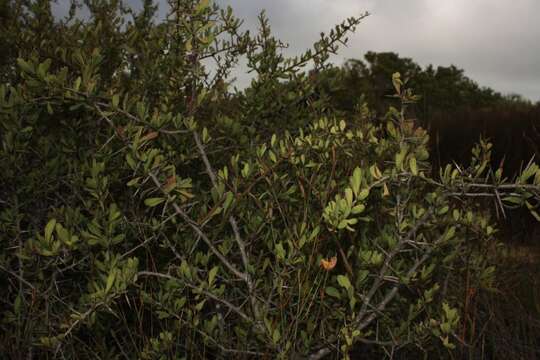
307,212 -> 438,360
192,131 -> 261,321
137,271 -> 252,323
148,172 -> 248,282
0,264 -> 35,290
355,232 -> 445,332
357,210 -> 432,323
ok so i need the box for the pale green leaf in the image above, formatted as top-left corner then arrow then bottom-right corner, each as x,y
144,197 -> 165,207
45,219 -> 57,242
208,266 -> 219,286
337,275 -> 352,290
325,287 -> 341,299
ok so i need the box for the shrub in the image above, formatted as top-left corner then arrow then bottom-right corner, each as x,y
1,1 -> 539,359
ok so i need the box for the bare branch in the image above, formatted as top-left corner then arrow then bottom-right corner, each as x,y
148,172 -> 248,282
137,271 -> 252,323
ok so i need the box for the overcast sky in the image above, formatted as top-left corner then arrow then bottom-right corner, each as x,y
55,0 -> 540,101
223,0 -> 540,101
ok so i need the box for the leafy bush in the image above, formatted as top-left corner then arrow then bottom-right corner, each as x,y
313,51 -> 540,179
1,1 -> 540,359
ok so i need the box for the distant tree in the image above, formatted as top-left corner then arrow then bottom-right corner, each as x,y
314,51 -> 507,120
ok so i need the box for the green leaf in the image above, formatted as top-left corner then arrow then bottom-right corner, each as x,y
409,157 -> 418,175
441,335 -> 456,349
350,167 -> 362,195
395,147 -> 407,170
175,298 -> 187,311
530,210 -> 540,222
106,270 -> 116,292
437,206 -> 449,215
157,310 -> 171,320
45,219 -> 57,242
443,226 -> 456,241
202,127 -> 210,143
223,191 -> 234,211
144,198 -> 165,207
275,242 -> 286,260
337,275 -> 352,290
337,220 -> 349,230
272,328 -> 281,344
503,196 -> 523,205
241,162 -> 250,178
180,260 -> 191,280
520,163 -> 539,182
14,294 -> 22,314
112,94 -> 120,108
185,39 -> 192,52
440,322 -> 451,334
196,0 -> 210,13
126,153 -> 137,169
344,188 -> 353,205
17,58 -> 33,74
195,299 -> 206,311
37,60 -> 49,78
208,266 -> 219,286
357,270 -> 369,285
269,150 -> 277,163
74,76 -> 82,91
55,223 -> 69,243
325,287 -> 341,299
127,177 -> 141,187
357,188 -> 370,201
351,204 -> 365,215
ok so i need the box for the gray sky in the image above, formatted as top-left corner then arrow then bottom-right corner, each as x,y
218,0 -> 540,101
54,0 -> 540,101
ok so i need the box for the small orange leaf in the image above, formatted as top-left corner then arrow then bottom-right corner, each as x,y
320,256 -> 337,271
116,126 -> 125,138
163,176 -> 176,193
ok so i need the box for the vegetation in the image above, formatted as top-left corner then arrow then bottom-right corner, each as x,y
314,52 -> 540,171
1,1 -> 540,359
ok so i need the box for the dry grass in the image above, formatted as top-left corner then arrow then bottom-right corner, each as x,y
464,240 -> 540,359
503,244 -> 540,265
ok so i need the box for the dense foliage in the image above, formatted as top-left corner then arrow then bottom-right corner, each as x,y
315,52 -> 505,117
314,52 -> 540,172
1,1 -> 540,359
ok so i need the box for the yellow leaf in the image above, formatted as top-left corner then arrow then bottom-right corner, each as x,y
382,183 -> 390,197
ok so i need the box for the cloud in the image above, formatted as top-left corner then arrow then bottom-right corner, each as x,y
219,0 -> 540,100
56,0 -> 540,100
